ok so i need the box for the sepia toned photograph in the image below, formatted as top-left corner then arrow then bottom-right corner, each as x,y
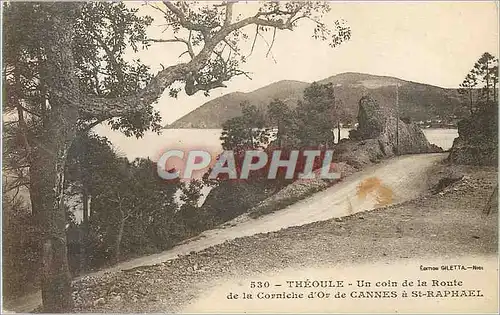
1,1 -> 498,313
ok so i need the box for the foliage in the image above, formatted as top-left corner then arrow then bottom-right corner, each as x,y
3,2 -> 161,136
458,73 -> 478,115
221,82 -> 339,151
458,52 -> 498,115
472,52 -> 498,105
204,82 -> 342,223
1,191 -> 39,299
220,102 -> 272,151
176,179 -> 209,234
202,181 -> 270,225
293,82 -> 337,147
67,138 -> 183,267
267,98 -> 294,147
75,3 -> 162,136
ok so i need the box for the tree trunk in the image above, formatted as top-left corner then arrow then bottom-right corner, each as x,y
483,184 -> 498,216
81,186 -> 89,272
33,3 -> 81,312
82,188 -> 89,224
277,121 -> 283,147
250,128 -> 255,148
486,66 -> 490,103
337,121 -> 341,144
469,88 -> 474,115
115,216 -> 126,264
113,194 -> 127,264
494,82 -> 497,104
31,112 -> 76,312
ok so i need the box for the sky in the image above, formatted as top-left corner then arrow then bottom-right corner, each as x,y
99,1 -> 499,130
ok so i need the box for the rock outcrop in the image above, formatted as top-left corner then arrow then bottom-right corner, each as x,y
447,105 -> 498,166
334,96 -> 442,168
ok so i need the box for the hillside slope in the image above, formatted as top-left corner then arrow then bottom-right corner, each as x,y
167,72 -> 462,128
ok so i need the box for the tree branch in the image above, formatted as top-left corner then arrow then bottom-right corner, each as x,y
18,103 -> 41,118
148,2 -> 169,17
185,77 -> 227,96
162,1 -> 211,38
78,117 -> 108,134
90,30 -> 125,91
266,27 -> 277,58
248,25 -> 259,57
223,39 -> 239,55
4,179 -> 30,193
71,3 -> 344,119
75,14 -> 292,115
146,36 -> 195,59
257,32 -> 277,63
224,2 -> 234,26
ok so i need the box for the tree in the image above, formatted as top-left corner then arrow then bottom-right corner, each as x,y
88,156 -> 180,264
267,98 -> 293,147
65,133 -> 123,271
458,52 -> 498,115
2,183 -> 40,299
3,2 -> 351,311
86,157 -> 133,264
333,98 -> 349,143
458,72 -> 478,115
3,3 -> 159,309
177,179 -> 206,234
472,52 -> 498,106
294,82 -> 337,147
220,102 -> 271,151
66,137 -> 130,267
491,61 -> 498,104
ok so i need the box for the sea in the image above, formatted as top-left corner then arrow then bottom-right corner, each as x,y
102,128 -> 459,162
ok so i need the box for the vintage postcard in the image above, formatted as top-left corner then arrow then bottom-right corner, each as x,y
1,1 -> 498,313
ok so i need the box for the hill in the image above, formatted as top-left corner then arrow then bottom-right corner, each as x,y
166,72 -> 463,129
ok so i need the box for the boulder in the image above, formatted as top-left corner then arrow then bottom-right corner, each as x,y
335,96 -> 442,168
352,96 -> 392,140
447,105 -> 498,166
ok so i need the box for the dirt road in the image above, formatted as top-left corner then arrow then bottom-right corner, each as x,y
3,153 -> 447,313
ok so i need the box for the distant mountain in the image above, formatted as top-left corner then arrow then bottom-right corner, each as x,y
166,72 -> 463,129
